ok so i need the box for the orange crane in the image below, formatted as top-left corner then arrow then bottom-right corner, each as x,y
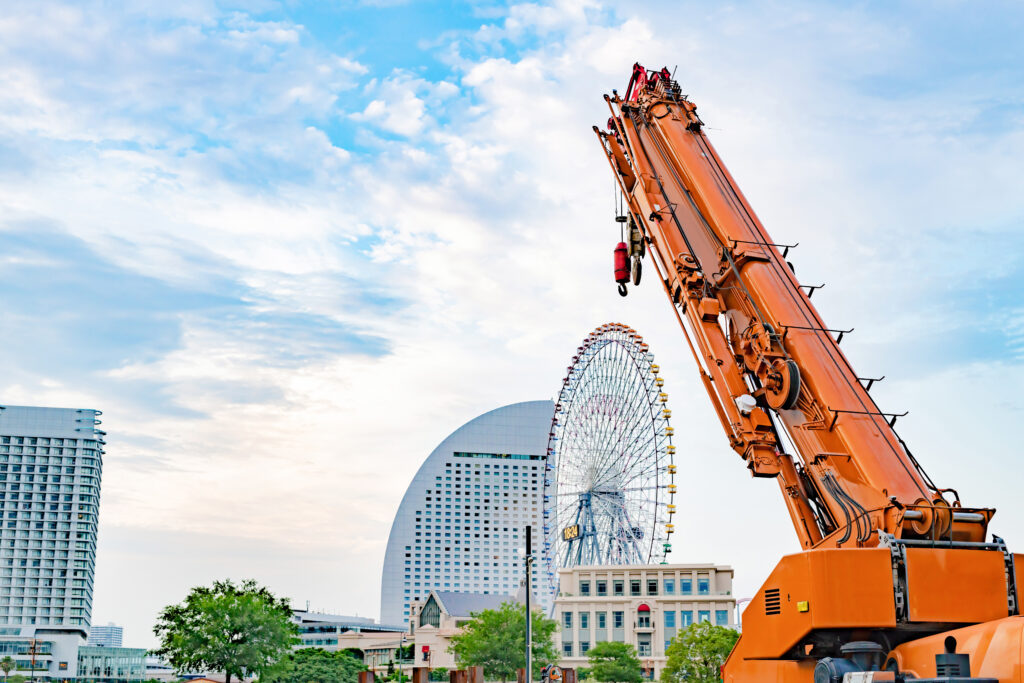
595,63 -> 1023,681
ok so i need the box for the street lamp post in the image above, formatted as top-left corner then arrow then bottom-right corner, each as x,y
27,639 -> 38,683
734,597 -> 752,632
524,526 -> 533,683
397,635 -> 408,683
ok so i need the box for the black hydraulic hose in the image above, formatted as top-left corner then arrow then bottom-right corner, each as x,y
823,475 -> 854,546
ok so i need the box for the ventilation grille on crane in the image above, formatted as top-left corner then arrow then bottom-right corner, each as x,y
764,588 -> 781,616
935,654 -> 970,676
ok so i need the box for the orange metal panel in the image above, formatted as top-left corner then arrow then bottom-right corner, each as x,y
905,548 -> 1007,623
737,549 -> 895,659
1015,553 -> 1024,605
888,616 -> 1024,679
722,656 -> 815,683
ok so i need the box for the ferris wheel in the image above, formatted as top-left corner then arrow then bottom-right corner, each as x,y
542,323 -> 677,595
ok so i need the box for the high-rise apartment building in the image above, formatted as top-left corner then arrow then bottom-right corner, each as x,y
0,405 -> 105,678
87,622 -> 123,647
380,400 -> 553,626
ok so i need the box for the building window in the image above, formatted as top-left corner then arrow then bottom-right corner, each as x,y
663,579 -> 675,595
630,579 -> 641,596
613,611 -> 624,629
580,581 -> 590,596
419,596 -> 441,628
698,578 -> 710,595
715,610 -> 729,626
637,605 -> 651,628
596,580 -> 607,596
580,612 -> 589,629
664,611 -> 675,628
580,641 -> 590,654
563,612 -> 573,629
613,580 -> 624,596
596,612 -> 606,629
562,641 -> 573,657
698,610 -> 710,623
647,579 -> 658,595
681,579 -> 693,594
680,611 -> 693,627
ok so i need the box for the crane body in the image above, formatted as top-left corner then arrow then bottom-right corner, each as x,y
595,64 -> 1022,680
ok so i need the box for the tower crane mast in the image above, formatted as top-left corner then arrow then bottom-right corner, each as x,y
595,63 -> 1024,681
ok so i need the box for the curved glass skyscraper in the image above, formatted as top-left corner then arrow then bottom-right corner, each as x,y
380,400 -> 553,626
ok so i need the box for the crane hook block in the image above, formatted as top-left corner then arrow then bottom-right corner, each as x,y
614,241 -> 630,285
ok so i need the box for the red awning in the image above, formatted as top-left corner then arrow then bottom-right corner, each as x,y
637,604 -> 650,612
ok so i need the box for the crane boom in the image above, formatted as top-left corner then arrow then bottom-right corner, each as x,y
594,64 -> 1022,680
595,64 -> 992,550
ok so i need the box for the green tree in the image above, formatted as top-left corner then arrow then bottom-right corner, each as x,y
7,675 -> 26,683
0,656 -> 14,683
429,667 -> 449,682
262,647 -> 365,683
586,641 -> 642,683
447,602 -> 558,682
661,622 -> 739,683
152,579 -> 299,683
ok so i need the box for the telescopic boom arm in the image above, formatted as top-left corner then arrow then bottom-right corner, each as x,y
595,64 -> 992,551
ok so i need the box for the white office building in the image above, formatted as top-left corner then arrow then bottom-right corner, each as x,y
87,622 -> 123,647
554,563 -> 736,680
380,400 -> 553,626
0,405 -> 105,678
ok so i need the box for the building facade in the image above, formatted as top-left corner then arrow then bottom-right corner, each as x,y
380,401 -> 553,626
144,655 -> 177,682
409,591 -> 518,670
291,609 -> 407,677
76,646 -> 146,682
87,623 -> 123,647
553,563 -> 736,680
0,405 -> 105,678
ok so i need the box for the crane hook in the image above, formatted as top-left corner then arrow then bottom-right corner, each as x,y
618,283 -> 628,297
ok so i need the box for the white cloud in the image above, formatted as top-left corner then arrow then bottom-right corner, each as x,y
351,73 -> 459,136
1,0 -> 1023,647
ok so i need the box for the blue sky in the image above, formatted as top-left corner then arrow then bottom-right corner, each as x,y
1,0 -> 1023,648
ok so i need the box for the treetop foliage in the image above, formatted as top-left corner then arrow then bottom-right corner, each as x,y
585,641 -> 642,683
153,579 -> 299,683
660,622 -> 739,683
447,602 -> 558,682
262,646 -> 365,683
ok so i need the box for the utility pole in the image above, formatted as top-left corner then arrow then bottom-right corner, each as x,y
524,525 -> 532,683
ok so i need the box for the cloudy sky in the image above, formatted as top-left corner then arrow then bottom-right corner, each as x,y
1,0 -> 1023,647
